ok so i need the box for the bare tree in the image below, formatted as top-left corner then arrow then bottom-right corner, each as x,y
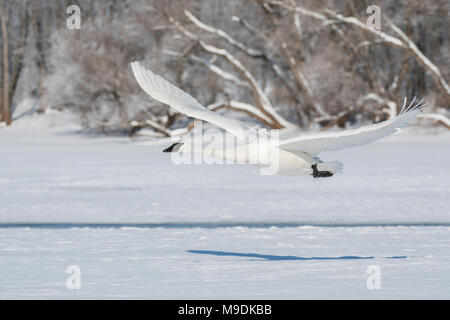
268,0 -> 449,106
0,0 -> 29,125
38,0 -> 449,134
0,0 -> 9,125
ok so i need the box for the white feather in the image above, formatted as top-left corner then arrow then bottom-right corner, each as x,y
131,61 -> 252,140
278,98 -> 426,156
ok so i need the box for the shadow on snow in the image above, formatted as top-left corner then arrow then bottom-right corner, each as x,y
187,250 -> 407,261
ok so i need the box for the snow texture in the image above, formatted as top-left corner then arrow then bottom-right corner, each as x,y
0,119 -> 449,299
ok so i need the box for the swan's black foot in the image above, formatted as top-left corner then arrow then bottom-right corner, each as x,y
311,164 -> 333,178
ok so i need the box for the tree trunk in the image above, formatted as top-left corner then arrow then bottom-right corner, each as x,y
9,1 -> 29,109
0,0 -> 10,125
30,3 -> 47,113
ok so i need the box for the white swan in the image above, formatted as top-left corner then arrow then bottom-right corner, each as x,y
131,61 -> 426,177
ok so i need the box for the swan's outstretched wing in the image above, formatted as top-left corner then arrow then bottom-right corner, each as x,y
131,61 -> 252,140
278,98 -> 426,156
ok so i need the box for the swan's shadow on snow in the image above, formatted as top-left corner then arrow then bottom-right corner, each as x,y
187,250 -> 407,261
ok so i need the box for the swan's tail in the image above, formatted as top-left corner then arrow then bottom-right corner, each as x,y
317,161 -> 344,174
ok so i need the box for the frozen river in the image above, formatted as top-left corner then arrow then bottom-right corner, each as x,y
0,127 -> 449,299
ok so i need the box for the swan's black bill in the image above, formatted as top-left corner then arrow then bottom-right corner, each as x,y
163,142 -> 184,153
311,164 -> 333,178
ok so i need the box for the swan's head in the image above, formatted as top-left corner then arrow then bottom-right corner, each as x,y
163,142 -> 184,153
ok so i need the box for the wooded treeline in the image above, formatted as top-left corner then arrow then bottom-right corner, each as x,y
0,0 -> 449,134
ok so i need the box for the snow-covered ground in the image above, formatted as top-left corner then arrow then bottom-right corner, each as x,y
1,226 -> 448,299
0,116 -> 449,299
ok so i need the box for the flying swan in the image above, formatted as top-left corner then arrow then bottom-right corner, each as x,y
131,61 -> 425,178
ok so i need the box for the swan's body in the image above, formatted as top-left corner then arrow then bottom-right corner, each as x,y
174,138 -> 314,175
131,61 -> 425,177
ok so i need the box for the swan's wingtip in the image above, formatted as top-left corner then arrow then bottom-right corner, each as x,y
400,96 -> 427,115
